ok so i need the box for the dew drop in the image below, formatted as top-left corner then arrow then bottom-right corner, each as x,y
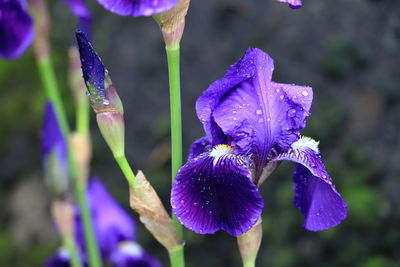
302,91 -> 309,96
276,88 -> 280,93
258,118 -> 264,123
266,117 -> 271,122
85,91 -> 91,96
180,200 -> 185,204
208,210 -> 213,215
287,109 -> 297,117
292,95 -> 298,101
256,109 -> 263,115
103,99 -> 110,105
279,95 -> 284,100
232,110 -> 237,114
233,117 -> 237,121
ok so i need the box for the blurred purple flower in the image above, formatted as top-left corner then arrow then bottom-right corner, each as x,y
96,0 -> 179,17
277,0 -> 302,9
0,0 -> 33,59
47,178 -> 160,266
42,102 -> 69,197
171,48 -> 347,236
62,0 -> 92,38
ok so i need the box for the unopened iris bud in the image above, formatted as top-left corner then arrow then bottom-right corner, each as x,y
153,0 -> 191,49
42,102 -> 70,198
76,30 -> 125,158
130,171 -> 181,251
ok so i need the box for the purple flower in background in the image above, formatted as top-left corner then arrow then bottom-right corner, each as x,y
42,102 -> 70,197
0,0 -> 33,59
171,48 -> 347,236
96,0 -> 179,17
47,178 -> 160,266
277,0 -> 302,9
62,0 -> 92,38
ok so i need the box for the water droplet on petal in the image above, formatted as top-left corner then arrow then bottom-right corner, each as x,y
103,99 -> 110,105
85,91 -> 91,96
256,109 -> 263,115
232,110 -> 237,114
280,95 -> 284,100
302,91 -> 309,96
258,118 -> 264,123
288,109 -> 297,117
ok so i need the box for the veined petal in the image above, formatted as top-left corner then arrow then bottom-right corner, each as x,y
171,145 -> 263,236
0,0 -> 33,59
96,0 -> 179,17
110,242 -> 161,267
188,136 -> 211,160
209,48 -> 312,177
270,137 -> 347,231
277,0 -> 302,9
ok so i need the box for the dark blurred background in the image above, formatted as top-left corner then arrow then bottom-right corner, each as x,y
0,0 -> 399,266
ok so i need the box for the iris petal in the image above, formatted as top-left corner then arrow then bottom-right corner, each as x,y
0,0 -> 33,59
171,148 -> 263,236
110,242 -> 161,267
277,0 -> 302,9
203,48 -> 312,176
75,178 -> 136,257
270,137 -> 347,231
188,136 -> 211,160
96,0 -> 178,17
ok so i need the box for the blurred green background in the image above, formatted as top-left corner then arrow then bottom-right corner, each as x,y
0,0 -> 399,266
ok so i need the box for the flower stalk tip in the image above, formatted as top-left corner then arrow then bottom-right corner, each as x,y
237,218 -> 262,267
153,0 -> 191,49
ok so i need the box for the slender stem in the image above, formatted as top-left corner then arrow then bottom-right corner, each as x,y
168,245 -> 185,267
76,100 -> 90,137
115,155 -> 136,188
36,56 -> 103,267
243,261 -> 255,267
63,234 -> 83,267
166,45 -> 185,266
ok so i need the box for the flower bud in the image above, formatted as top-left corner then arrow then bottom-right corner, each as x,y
153,0 -> 191,49
129,171 -> 181,251
76,30 -> 125,158
42,102 -> 70,198
237,217 -> 262,266
51,199 -> 75,237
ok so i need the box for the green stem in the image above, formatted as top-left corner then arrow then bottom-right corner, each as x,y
36,56 -> 103,267
115,155 -> 136,189
243,261 -> 256,267
166,45 -> 185,266
168,245 -> 185,267
76,99 -> 90,137
63,234 -> 83,267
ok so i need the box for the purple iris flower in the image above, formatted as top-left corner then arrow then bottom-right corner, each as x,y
96,0 -> 179,17
277,0 -> 302,9
171,48 -> 347,236
42,102 -> 69,197
47,178 -> 160,266
0,0 -> 33,59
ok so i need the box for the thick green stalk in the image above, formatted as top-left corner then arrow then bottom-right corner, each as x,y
168,246 -> 185,267
76,100 -> 90,137
63,234 -> 83,267
115,155 -> 136,189
36,56 -> 103,267
166,45 -> 185,266
243,261 -> 256,267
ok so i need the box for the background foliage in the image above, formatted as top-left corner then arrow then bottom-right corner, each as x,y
0,0 -> 399,266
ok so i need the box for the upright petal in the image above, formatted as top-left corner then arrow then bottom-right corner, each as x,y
277,0 -> 302,9
201,48 -> 312,177
110,242 -> 161,267
270,137 -> 347,230
75,178 -> 136,257
171,145 -> 263,236
0,0 -> 33,59
96,0 -> 179,17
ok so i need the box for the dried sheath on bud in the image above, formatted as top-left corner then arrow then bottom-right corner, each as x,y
76,30 -> 125,158
130,171 -> 181,251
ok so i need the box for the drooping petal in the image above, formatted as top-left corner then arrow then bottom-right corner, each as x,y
110,242 -> 161,267
270,137 -> 347,231
199,48 -> 312,177
96,0 -> 179,17
0,0 -> 33,59
75,178 -> 136,257
277,0 -> 302,9
171,145 -> 263,236
188,136 -> 211,160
